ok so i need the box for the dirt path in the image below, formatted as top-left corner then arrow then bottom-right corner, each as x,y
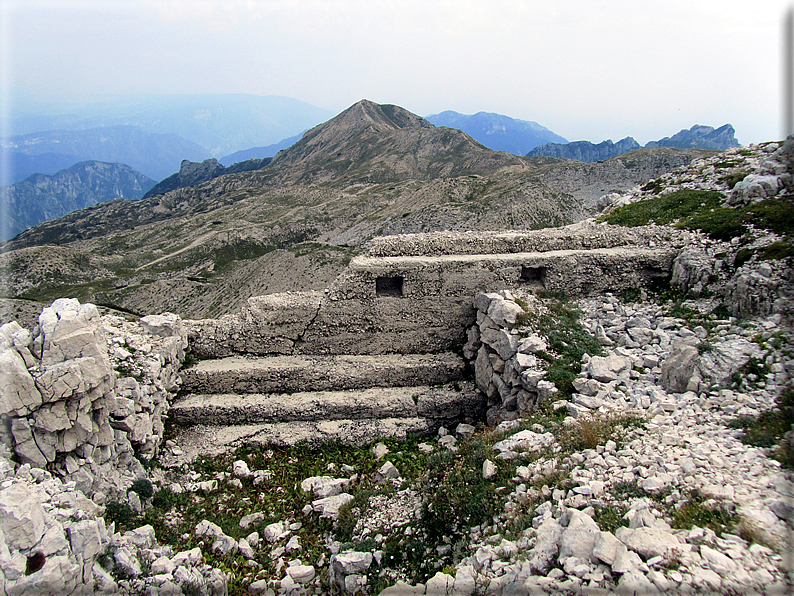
134,231 -> 219,272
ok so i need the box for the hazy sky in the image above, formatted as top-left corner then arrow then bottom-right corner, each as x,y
2,0 -> 791,145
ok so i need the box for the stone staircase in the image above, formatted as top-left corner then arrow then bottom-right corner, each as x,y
167,352 -> 482,459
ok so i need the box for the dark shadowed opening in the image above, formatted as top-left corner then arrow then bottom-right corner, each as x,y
376,276 -> 404,297
520,266 -> 547,288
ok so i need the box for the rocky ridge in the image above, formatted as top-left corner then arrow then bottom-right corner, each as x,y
0,160 -> 156,241
529,124 -> 739,163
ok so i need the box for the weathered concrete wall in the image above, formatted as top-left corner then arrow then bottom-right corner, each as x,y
187,225 -> 691,358
367,224 -> 692,257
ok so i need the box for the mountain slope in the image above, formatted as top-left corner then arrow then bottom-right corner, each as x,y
426,111 -> 567,155
0,161 -> 155,241
266,101 -> 531,185
1,126 -> 209,180
0,100 -> 711,319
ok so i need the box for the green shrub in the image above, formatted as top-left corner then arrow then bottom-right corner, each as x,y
710,303 -> 733,319
534,295 -> 603,398
683,208 -> 747,241
728,387 -> 794,460
420,440 -> 507,540
718,171 -> 748,189
734,248 -> 756,268
592,505 -> 630,533
641,179 -> 665,194
744,197 -> 794,237
759,241 -> 794,261
105,501 -> 139,533
131,478 -> 154,499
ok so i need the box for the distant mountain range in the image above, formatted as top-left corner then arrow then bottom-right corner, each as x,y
0,96 -> 743,244
0,161 -> 155,241
528,124 -> 739,162
526,138 -> 642,162
219,133 -> 304,166
11,94 -> 334,159
425,111 -> 568,155
645,124 -> 739,150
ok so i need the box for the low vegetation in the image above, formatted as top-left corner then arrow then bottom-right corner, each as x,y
600,191 -> 794,247
728,387 -> 794,467
517,290 -> 604,399
103,403 -> 648,595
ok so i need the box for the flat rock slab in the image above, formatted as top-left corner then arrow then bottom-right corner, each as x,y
181,352 -> 465,394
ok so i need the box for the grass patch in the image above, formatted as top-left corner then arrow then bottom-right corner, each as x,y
727,387 -> 794,465
600,189 -> 724,228
671,491 -> 738,535
600,191 -> 794,245
682,207 -> 747,242
531,292 -> 604,398
744,196 -> 794,237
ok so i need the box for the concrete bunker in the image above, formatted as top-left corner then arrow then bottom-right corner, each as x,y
186,228 -> 688,359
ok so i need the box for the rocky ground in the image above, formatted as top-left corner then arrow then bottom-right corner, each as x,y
132,288 -> 792,596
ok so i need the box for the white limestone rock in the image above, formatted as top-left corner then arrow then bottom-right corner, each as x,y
425,571 -> 455,596
0,483 -> 45,550
0,348 -> 42,416
313,493 -> 354,519
615,526 -> 682,560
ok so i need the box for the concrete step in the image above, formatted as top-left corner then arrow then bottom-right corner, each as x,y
180,352 -> 466,395
161,417 -> 441,465
170,382 -> 481,426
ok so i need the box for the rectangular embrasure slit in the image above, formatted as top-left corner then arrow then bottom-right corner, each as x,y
520,266 -> 546,287
376,276 -> 404,297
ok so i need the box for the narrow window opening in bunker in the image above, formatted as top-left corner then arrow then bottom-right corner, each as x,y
376,276 -> 404,297
520,266 -> 547,288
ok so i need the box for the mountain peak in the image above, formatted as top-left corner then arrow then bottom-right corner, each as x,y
267,100 -> 522,184
339,100 -> 433,132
